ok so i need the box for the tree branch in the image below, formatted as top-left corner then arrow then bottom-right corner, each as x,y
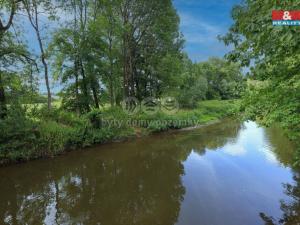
0,0 -> 22,32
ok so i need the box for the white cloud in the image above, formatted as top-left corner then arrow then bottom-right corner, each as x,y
176,12 -> 232,61
180,12 -> 220,33
178,12 -> 225,46
223,144 -> 247,156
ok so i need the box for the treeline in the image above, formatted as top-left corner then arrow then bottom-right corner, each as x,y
0,0 -> 244,117
179,57 -> 244,108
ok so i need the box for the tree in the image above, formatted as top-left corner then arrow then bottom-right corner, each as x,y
118,0 -> 183,99
50,0 -> 100,113
177,55 -> 206,108
90,0 -> 123,106
197,58 -> 244,100
22,0 -> 55,109
0,0 -> 37,118
0,0 -> 22,118
220,0 -> 300,150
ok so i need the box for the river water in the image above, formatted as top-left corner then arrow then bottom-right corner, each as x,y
0,119 -> 299,225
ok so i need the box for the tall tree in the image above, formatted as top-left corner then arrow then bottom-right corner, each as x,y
22,0 -> 54,109
51,0 -> 184,111
50,0 -> 99,113
90,0 -> 123,106
118,0 -> 183,99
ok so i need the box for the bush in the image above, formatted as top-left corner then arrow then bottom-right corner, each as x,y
0,105 -> 39,164
85,109 -> 103,129
37,106 -> 86,127
37,121 -> 74,156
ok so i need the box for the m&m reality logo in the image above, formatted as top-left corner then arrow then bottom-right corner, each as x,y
272,10 -> 300,26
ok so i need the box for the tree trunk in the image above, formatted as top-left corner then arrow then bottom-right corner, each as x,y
36,29 -> 51,109
39,45 -> 52,109
74,58 -> 80,115
0,72 -> 7,119
80,59 -> 90,112
123,35 -> 130,98
109,75 -> 114,107
121,2 -> 130,99
91,77 -> 100,109
129,48 -> 134,97
108,36 -> 115,107
26,1 -> 52,109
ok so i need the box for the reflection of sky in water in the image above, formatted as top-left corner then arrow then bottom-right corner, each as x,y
177,121 -> 295,225
209,121 -> 279,165
44,182 -> 57,225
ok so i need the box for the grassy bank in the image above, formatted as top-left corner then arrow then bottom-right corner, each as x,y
0,100 -> 238,166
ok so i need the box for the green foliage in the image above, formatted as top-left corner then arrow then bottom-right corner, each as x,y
241,79 -> 300,141
0,100 -> 236,165
39,106 -> 86,127
222,0 -> 300,165
37,121 -> 73,155
179,76 -> 207,109
197,100 -> 238,118
131,100 -> 237,133
196,58 -> 245,100
49,0 -> 184,110
0,105 -> 39,164
86,109 -> 103,129
178,57 -> 245,108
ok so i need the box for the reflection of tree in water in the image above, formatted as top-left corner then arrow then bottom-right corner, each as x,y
259,125 -> 299,225
260,172 -> 300,225
0,119 -> 242,225
0,166 -> 56,224
174,119 -> 242,155
264,125 -> 296,167
0,138 -> 189,225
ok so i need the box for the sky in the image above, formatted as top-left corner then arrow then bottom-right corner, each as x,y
173,0 -> 242,62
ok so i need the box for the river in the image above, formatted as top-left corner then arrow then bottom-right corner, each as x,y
0,119 -> 299,225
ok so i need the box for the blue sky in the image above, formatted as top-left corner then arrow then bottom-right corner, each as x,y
173,0 -> 242,62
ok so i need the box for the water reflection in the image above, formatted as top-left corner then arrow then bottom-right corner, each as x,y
0,120 -> 298,225
260,171 -> 300,225
0,145 -> 186,225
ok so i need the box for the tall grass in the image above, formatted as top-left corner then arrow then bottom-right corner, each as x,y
0,100 -> 237,165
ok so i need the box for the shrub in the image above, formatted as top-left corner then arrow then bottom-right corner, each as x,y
0,105 -> 39,164
85,109 -> 103,129
37,121 -> 74,156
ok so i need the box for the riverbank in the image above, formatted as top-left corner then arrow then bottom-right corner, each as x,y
0,100 -> 238,166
